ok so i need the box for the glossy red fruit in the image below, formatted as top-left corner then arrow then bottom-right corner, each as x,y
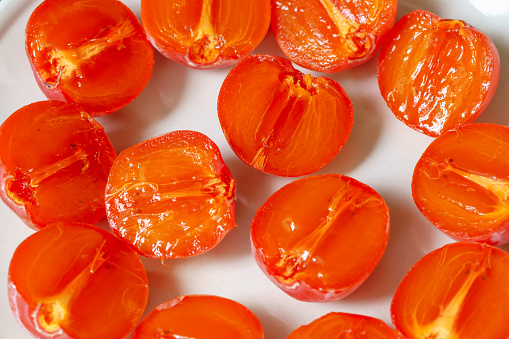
218,54 -> 354,177
105,130 -> 236,259
412,123 -> 509,245
271,0 -> 398,73
391,241 -> 509,339
131,295 -> 264,339
141,0 -> 271,69
251,174 -> 390,302
8,222 -> 148,339
25,0 -> 154,116
377,10 -> 500,136
0,101 -> 116,230
286,312 -> 397,338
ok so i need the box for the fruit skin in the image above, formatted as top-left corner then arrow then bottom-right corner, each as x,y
8,222 -> 149,339
251,174 -> 390,302
105,130 -> 236,259
377,10 -> 500,137
218,54 -> 354,177
0,100 -> 116,230
25,0 -> 154,116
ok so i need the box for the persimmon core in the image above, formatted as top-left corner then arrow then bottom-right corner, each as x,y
188,0 -> 219,64
318,0 -> 370,57
42,19 -> 136,86
36,240 -> 107,333
413,249 -> 492,339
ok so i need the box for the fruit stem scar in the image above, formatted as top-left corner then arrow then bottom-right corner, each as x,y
416,248 -> 492,339
36,240 -> 108,333
29,147 -> 89,187
275,185 -> 363,281
45,19 -> 136,85
188,0 -> 219,64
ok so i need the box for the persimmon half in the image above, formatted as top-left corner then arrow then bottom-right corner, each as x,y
251,174 -> 389,302
286,312 -> 397,338
105,130 -> 236,259
391,241 -> 509,339
377,10 -> 500,137
0,101 -> 116,230
218,54 -> 353,177
8,222 -> 149,339
131,295 -> 264,339
271,0 -> 398,73
141,0 -> 270,69
25,0 -> 154,116
412,123 -> 509,245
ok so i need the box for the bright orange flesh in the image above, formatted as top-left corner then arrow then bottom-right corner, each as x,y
141,0 -> 270,68
0,101 -> 116,229
131,295 -> 263,339
8,222 -> 148,339
105,130 -> 236,259
286,312 -> 397,338
412,123 -> 509,245
271,0 -> 397,72
391,242 -> 509,339
218,55 -> 353,177
251,174 -> 389,302
25,0 -> 154,115
377,10 -> 500,136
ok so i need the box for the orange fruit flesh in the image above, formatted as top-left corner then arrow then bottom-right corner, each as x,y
8,223 -> 148,339
252,174 -> 389,293
392,242 -> 509,339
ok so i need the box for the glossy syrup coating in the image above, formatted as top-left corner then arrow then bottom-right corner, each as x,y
286,312 -> 397,338
0,101 -> 116,229
25,0 -> 154,116
271,0 -> 398,73
8,222 -> 149,339
251,174 -> 390,302
412,123 -> 509,245
141,0 -> 270,69
218,54 -> 354,177
131,295 -> 264,339
105,130 -> 236,259
377,10 -> 500,137
391,242 -> 509,339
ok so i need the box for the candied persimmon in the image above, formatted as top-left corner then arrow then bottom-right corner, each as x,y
8,222 -> 148,339
131,295 -> 264,339
412,123 -> 509,245
25,0 -> 154,116
0,101 -> 116,230
251,174 -> 389,302
271,0 -> 398,73
377,10 -> 500,137
141,0 -> 270,69
391,241 -> 509,339
105,130 -> 236,259
286,312 -> 397,338
218,54 -> 353,177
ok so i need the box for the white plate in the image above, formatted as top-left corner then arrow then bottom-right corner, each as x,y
0,0 -> 508,338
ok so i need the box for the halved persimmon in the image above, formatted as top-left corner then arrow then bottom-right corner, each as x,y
218,54 -> 353,177
251,174 -> 389,302
412,123 -> 509,245
271,0 -> 398,73
105,130 -> 236,259
377,10 -> 500,137
8,222 -> 148,339
25,0 -> 154,116
286,312 -> 396,338
391,241 -> 509,339
141,0 -> 270,69
0,101 -> 116,230
131,295 -> 264,339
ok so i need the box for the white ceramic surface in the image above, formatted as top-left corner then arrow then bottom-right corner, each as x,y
0,0 -> 508,338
